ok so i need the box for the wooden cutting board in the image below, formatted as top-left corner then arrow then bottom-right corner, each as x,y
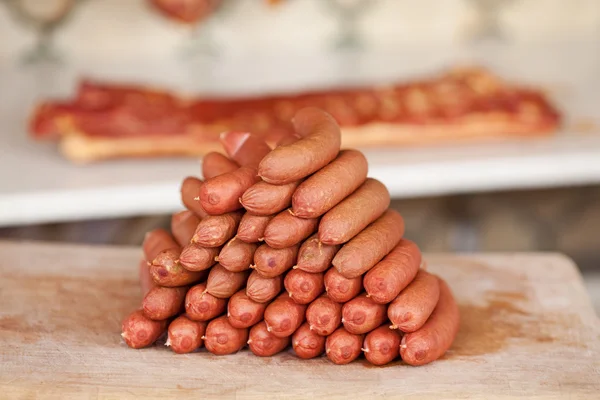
0,241 -> 598,399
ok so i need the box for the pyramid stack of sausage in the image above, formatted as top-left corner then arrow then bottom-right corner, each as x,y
123,108 -> 460,366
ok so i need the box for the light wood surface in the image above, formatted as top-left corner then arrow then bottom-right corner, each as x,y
0,240 -> 598,399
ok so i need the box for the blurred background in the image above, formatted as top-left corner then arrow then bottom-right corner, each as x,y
0,0 -> 599,311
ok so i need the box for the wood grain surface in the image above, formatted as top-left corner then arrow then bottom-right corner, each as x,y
0,240 -> 598,399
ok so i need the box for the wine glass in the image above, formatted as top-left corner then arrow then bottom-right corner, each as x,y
1,0 -> 87,65
147,0 -> 229,60
322,0 -> 378,52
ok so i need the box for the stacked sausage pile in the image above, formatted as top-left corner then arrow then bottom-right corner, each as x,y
122,108 -> 460,366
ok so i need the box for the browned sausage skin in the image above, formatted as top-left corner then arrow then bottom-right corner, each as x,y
142,286 -> 188,320
258,107 -> 341,185
388,270 -> 440,333
342,293 -> 387,335
306,294 -> 342,336
185,283 -> 227,321
263,293 -> 307,338
400,277 -> 460,366
227,289 -> 267,329
253,243 -> 299,278
296,234 -> 340,273
236,213 -> 274,243
247,321 -> 290,357
292,149 -> 368,218
284,269 -> 324,305
325,327 -> 363,365
362,325 -> 402,366
263,209 -> 319,249
319,178 -> 390,245
246,271 -> 283,303
166,315 -> 206,354
203,316 -> 249,355
121,310 -> 168,349
333,209 -> 405,279
324,267 -> 362,303
218,237 -> 257,272
292,322 -> 326,359
363,239 -> 422,304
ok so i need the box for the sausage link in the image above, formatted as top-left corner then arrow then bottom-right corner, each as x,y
236,213 -> 273,243
241,180 -> 301,216
362,325 -> 402,366
202,151 -> 239,179
227,290 -> 267,329
263,210 -> 319,249
191,211 -> 243,247
180,177 -> 209,219
150,249 -> 206,287
363,239 -> 422,304
139,258 -> 157,297
258,107 -> 341,184
121,310 -> 167,349
292,150 -> 368,218
166,315 -> 206,354
342,293 -> 387,335
246,270 -> 283,303
319,178 -> 390,245
400,277 -> 460,366
199,166 -> 259,215
306,294 -> 342,336
324,267 -> 362,303
284,269 -> 325,305
263,293 -> 307,338
220,131 -> 272,168
203,316 -> 249,355
142,286 -> 188,320
388,270 -> 440,333
292,322 -> 326,359
333,209 -> 405,278
296,234 -> 340,273
325,327 -> 363,365
142,228 -> 179,262
179,243 -> 219,272
247,321 -> 290,357
218,237 -> 257,272
171,210 -> 201,247
253,243 -> 299,278
185,283 -> 227,321
206,264 -> 250,299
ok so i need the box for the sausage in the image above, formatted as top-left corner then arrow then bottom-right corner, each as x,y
142,228 -> 179,262
400,277 -> 460,366
180,177 -> 209,219
263,293 -> 307,338
263,210 -> 319,249
220,131 -> 272,168
121,310 -> 167,349
305,294 -> 342,336
247,321 -> 290,357
258,107 -> 341,184
171,210 -> 201,247
325,327 -> 363,365
218,237 -> 257,272
363,239 -> 422,304
227,290 -> 267,329
236,213 -> 273,243
296,234 -> 340,273
150,249 -> 207,287
284,269 -> 324,305
333,209 -> 405,279
199,166 -> 259,215
253,243 -> 299,278
362,325 -> 402,366
292,322 -> 326,359
324,267 -> 362,303
203,315 -> 249,355
191,211 -> 243,247
202,151 -> 239,179
179,243 -> 219,271
388,270 -> 440,333
166,315 -> 206,354
185,283 -> 227,321
246,270 -> 283,303
142,286 -> 188,320
241,180 -> 301,216
206,264 -> 250,299
139,258 -> 157,297
342,293 -> 387,335
319,178 -> 390,245
291,150 -> 368,218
